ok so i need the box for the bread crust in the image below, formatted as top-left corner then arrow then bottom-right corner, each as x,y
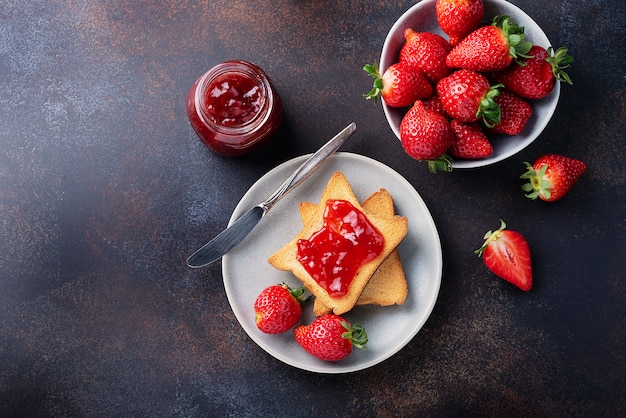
267,171 -> 408,315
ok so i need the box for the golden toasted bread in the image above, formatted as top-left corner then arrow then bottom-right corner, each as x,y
303,189 -> 408,316
268,171 -> 408,315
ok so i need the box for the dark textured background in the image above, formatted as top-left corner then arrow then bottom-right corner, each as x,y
1,0 -> 624,416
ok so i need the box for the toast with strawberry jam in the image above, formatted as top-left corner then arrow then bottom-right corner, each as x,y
268,171 -> 408,316
303,188 -> 408,316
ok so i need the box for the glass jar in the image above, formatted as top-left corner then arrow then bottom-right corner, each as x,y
186,60 -> 283,156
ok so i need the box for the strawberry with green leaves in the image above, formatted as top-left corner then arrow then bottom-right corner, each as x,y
436,0 -> 484,46
254,283 -> 309,334
449,120 -> 493,159
490,45 -> 574,99
475,220 -> 532,291
521,154 -> 586,202
446,15 -> 532,72
436,69 -> 503,126
399,29 -> 451,83
486,90 -> 532,135
400,100 -> 455,172
294,314 -> 367,361
363,61 -> 433,107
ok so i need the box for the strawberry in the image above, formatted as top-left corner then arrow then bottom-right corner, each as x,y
449,120 -> 493,159
436,69 -> 502,126
422,95 -> 447,116
520,154 -> 586,202
435,0 -> 484,46
485,90 -> 532,135
399,29 -> 451,83
399,100 -> 455,172
254,283 -> 309,334
446,15 -> 533,72
293,314 -> 367,362
363,61 -> 433,107
475,220 -> 532,291
490,46 -> 574,99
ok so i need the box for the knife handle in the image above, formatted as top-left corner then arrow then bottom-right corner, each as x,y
260,122 -> 356,211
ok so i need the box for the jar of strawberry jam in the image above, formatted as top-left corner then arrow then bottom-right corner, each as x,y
186,60 -> 282,156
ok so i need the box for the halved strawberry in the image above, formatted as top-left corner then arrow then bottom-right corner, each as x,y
520,154 -> 587,202
363,61 -> 433,107
475,220 -> 532,291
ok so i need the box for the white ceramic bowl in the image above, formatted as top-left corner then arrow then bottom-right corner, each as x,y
380,0 -> 560,169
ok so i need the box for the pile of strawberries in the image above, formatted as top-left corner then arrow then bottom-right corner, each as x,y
365,0 -> 573,172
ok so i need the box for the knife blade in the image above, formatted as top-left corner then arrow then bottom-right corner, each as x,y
186,122 -> 357,268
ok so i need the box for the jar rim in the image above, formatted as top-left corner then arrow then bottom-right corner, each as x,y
194,61 -> 274,135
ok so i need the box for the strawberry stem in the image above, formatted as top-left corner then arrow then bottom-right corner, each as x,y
282,283 -> 311,304
546,46 -> 574,85
427,154 -> 453,173
475,219 -> 507,256
341,321 -> 368,349
520,162 -> 552,200
492,15 -> 533,62
477,84 -> 503,128
363,62 -> 384,105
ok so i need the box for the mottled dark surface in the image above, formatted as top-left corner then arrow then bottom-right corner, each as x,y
1,0 -> 625,416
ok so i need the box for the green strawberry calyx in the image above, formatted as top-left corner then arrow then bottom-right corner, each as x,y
492,15 -> 533,62
546,46 -> 574,85
340,320 -> 368,349
520,161 -> 551,200
363,62 -> 384,105
427,153 -> 454,173
282,283 -> 311,304
474,219 -> 507,256
477,84 -> 503,128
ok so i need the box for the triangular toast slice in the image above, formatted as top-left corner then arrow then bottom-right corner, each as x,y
268,171 -> 408,315
304,189 -> 408,316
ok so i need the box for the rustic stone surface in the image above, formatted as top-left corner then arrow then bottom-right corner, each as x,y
1,0 -> 625,416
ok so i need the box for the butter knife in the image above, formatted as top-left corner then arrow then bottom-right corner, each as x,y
186,122 -> 357,268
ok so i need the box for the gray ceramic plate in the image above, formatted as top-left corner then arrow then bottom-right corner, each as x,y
222,152 -> 442,373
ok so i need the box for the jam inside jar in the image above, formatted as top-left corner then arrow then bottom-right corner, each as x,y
186,60 -> 282,156
296,199 -> 385,298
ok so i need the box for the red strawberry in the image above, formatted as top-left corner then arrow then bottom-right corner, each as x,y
400,100 -> 455,172
485,90 -> 532,135
475,220 -> 532,291
446,15 -> 532,72
422,95 -> 447,116
363,61 -> 433,107
449,120 -> 493,159
490,46 -> 574,99
436,0 -> 484,46
399,29 -> 451,83
254,283 -> 309,334
293,314 -> 367,361
520,154 -> 586,202
436,69 -> 502,126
